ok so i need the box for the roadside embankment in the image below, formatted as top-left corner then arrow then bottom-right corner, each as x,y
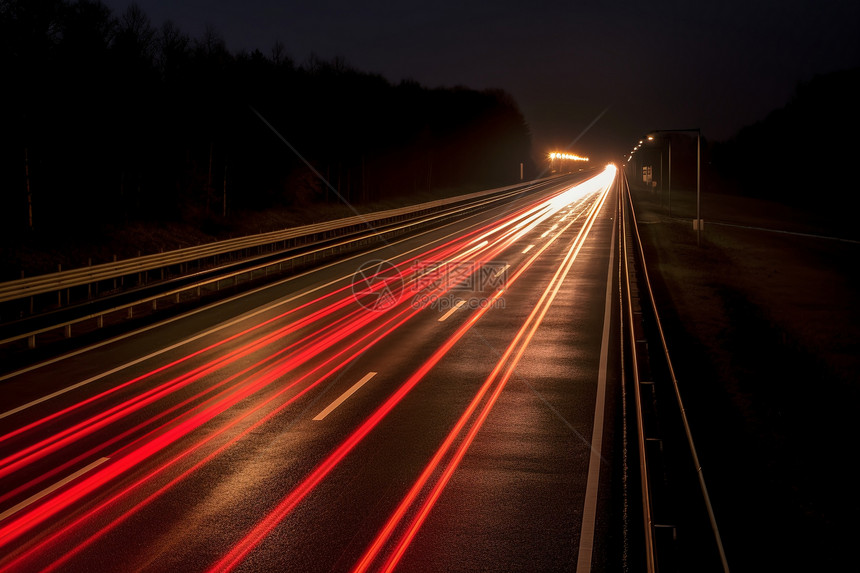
630,181 -> 859,571
0,184 -> 485,282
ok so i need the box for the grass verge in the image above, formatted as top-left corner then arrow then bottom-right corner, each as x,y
630,181 -> 859,571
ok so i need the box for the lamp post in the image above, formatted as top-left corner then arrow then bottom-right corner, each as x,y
646,129 -> 701,246
647,135 -> 672,216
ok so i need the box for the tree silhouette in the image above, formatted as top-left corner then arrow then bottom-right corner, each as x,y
0,0 -> 536,237
712,67 -> 859,206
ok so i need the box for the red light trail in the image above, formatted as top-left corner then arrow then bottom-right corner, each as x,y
208,168 -> 616,572
0,169 -> 616,572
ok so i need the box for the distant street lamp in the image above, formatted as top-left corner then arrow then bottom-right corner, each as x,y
644,128 -> 702,246
646,135 -> 672,216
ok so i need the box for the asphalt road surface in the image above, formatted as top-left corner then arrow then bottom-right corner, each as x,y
0,166 -> 622,572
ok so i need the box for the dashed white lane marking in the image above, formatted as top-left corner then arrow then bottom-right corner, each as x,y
313,372 -> 377,421
437,300 -> 467,322
0,457 -> 110,522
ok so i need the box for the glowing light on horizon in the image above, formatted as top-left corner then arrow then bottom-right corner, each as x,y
548,151 -> 589,162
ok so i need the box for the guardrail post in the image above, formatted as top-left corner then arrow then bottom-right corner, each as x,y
64,324 -> 71,338
127,306 -> 133,319
28,335 -> 35,349
97,315 -> 103,328
21,270 -> 34,314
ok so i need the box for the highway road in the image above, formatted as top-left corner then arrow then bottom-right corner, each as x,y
0,166 -> 622,572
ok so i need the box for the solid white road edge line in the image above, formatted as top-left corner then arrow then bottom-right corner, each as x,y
576,202 -> 618,573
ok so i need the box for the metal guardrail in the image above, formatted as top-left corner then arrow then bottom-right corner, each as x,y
620,172 -> 657,572
620,169 -> 729,572
0,175 -> 573,350
0,177 -> 558,305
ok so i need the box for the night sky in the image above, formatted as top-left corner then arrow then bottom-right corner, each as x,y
102,0 -> 859,162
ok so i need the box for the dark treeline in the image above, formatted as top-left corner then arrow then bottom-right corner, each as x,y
0,0 -> 533,236
712,67 -> 859,204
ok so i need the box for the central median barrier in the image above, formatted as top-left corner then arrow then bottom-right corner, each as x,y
0,174 -> 583,353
